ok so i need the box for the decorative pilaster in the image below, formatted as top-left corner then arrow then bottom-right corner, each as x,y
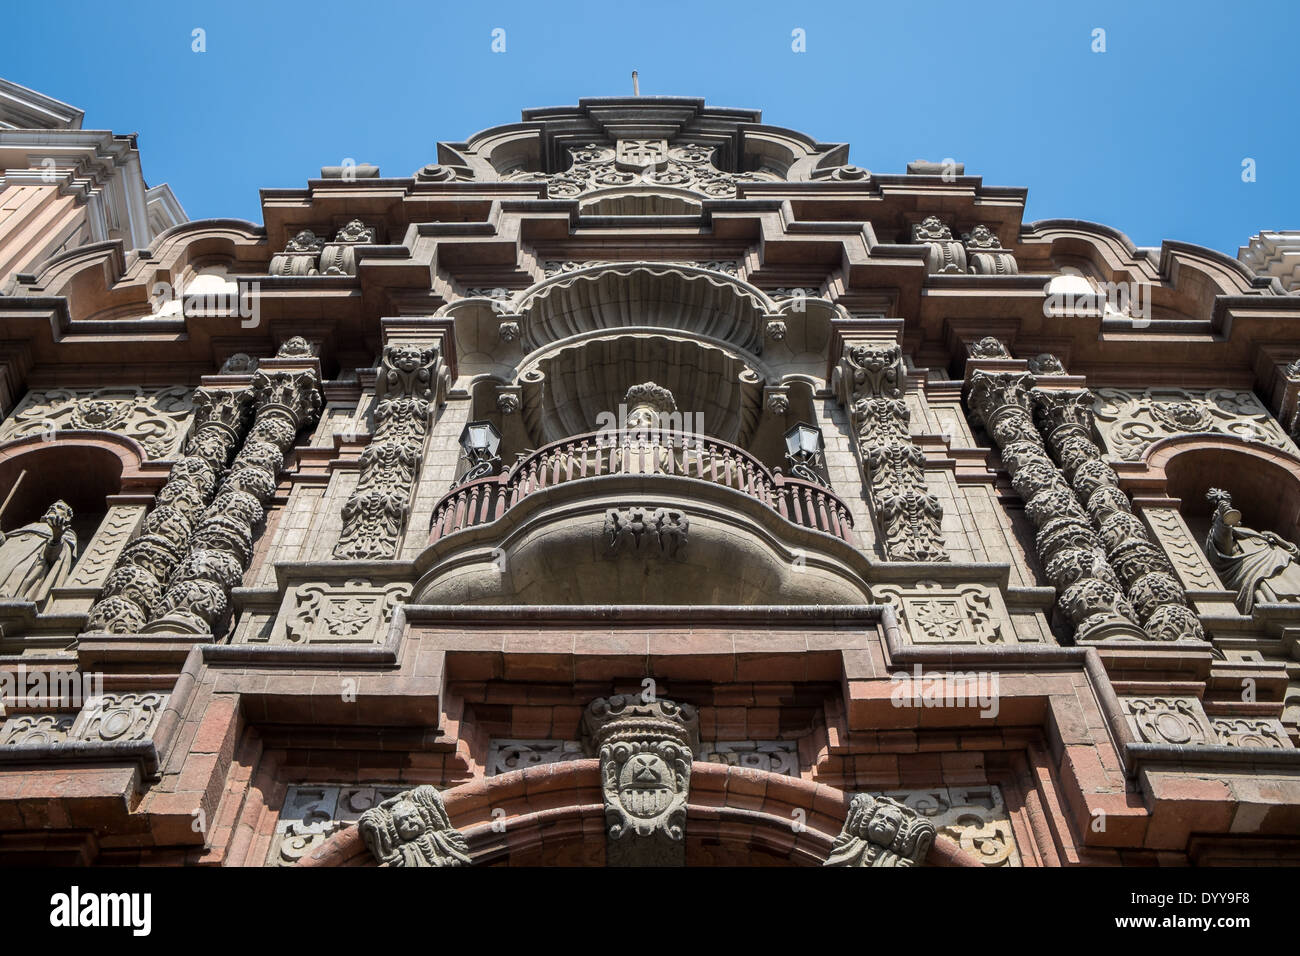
581,695 -> 697,867
146,361 -> 320,635
334,343 -> 441,559
967,370 -> 1144,642
838,342 -> 947,561
823,793 -> 937,867
1031,388 -> 1205,643
84,387 -> 253,633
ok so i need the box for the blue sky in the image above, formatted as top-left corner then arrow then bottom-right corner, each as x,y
2,0 -> 1295,255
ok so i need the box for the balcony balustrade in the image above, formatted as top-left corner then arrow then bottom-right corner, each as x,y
430,429 -> 854,544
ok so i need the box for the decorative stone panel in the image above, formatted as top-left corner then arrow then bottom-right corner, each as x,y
1121,696 -> 1215,746
268,784 -> 405,866
63,505 -> 147,591
0,713 -> 75,746
705,741 -> 799,776
1212,717 -> 1291,749
1140,506 -> 1223,591
0,385 -> 194,458
604,506 -> 689,559
70,692 -> 167,743
875,580 -> 1022,645
487,739 -> 585,775
1092,387 -> 1297,461
874,785 -> 1021,867
256,579 -> 411,646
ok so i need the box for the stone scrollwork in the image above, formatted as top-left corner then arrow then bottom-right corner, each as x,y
875,580 -> 1020,645
838,342 -> 947,561
961,224 -> 1018,275
319,219 -> 377,277
358,785 -> 471,867
875,786 -> 1021,866
147,354 -> 321,635
1092,386 -> 1297,461
262,579 -> 411,646
581,695 -> 697,866
1122,696 -> 1215,746
0,385 -> 194,459
85,387 -> 254,634
269,229 -> 326,276
1212,717 -> 1290,749
72,692 -> 167,743
334,343 -> 442,559
824,792 -> 937,867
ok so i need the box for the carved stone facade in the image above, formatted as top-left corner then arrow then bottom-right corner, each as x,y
1,93 -> 1298,871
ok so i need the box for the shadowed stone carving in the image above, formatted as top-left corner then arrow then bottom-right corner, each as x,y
604,507 -> 689,559
824,792 -> 936,867
358,785 -> 471,867
1205,488 -> 1300,613
961,225 -> 1018,275
910,216 -> 966,274
582,694 -> 697,866
0,500 -> 77,603
837,342 -> 947,561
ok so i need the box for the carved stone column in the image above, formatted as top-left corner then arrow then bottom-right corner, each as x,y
1030,388 -> 1205,642
334,343 -> 441,559
967,371 -> 1144,642
581,695 -> 697,867
836,342 -> 947,561
146,360 -> 320,635
823,793 -> 936,867
84,387 -> 253,633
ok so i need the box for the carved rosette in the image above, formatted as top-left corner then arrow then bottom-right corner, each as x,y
823,792 -> 937,867
581,695 -> 698,867
839,343 -> 947,561
84,388 -> 254,633
334,344 -> 441,559
147,364 -> 320,634
1030,388 -> 1204,643
967,371 -> 1143,642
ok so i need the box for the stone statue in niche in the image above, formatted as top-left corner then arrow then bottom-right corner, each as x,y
0,501 -> 78,603
357,785 -> 471,867
1204,488 -> 1300,612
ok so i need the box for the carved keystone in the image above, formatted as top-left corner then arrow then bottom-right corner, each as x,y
581,695 -> 698,866
824,792 -> 936,867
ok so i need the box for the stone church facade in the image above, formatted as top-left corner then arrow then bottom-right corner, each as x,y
0,87 -> 1297,866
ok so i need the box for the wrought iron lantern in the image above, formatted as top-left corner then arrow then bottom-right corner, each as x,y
455,420 -> 502,486
783,422 -> 828,486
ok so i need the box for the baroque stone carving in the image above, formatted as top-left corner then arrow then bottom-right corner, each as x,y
65,506 -> 144,590
968,372 -> 1144,642
875,580 -> 1022,645
838,342 -> 947,561
219,353 -> 258,374
147,361 -> 320,635
269,229 -> 325,276
1122,696 -> 1215,746
318,219 -> 377,277
260,579 -> 410,645
487,739 -> 585,775
824,792 -> 937,867
269,784 -> 407,866
334,344 -> 441,559
705,741 -> 798,776
604,507 -> 689,559
1204,488 -> 1300,613
0,384 -> 194,459
358,785 -> 471,867
910,216 -> 966,274
1027,353 -> 1066,376
71,692 -> 167,742
511,140 -> 780,201
0,500 -> 77,603
874,786 -> 1021,866
1212,717 -> 1290,749
1031,387 -> 1203,642
0,713 -> 74,746
581,695 -> 697,866
961,224 -> 1018,275
967,336 -> 1011,359
1092,386 -> 1297,460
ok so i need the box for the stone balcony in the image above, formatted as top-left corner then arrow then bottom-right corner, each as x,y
416,430 -> 867,605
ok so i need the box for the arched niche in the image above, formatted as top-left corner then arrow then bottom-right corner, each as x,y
1145,437 -> 1300,552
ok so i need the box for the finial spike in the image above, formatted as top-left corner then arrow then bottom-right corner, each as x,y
632,70 -> 640,96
